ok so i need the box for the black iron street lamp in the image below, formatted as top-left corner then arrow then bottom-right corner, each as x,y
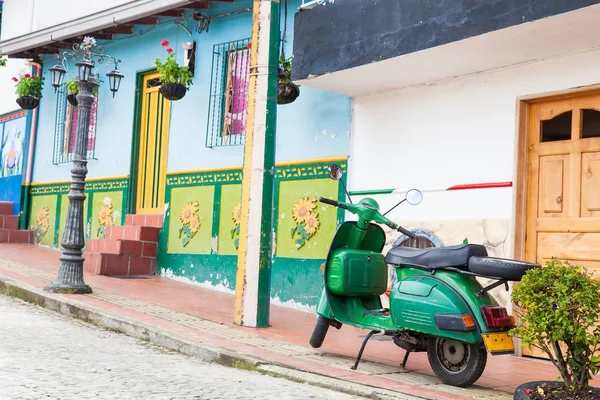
44,37 -> 124,294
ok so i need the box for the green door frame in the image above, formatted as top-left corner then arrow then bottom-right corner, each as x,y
127,67 -> 157,215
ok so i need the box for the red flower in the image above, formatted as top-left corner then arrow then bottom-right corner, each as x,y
166,47 -> 173,53
24,73 -> 31,78
161,39 -> 169,47
525,389 -> 532,394
11,77 -> 18,82
246,42 -> 252,49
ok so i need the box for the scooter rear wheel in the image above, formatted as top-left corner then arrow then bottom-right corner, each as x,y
427,337 -> 487,387
309,316 -> 330,348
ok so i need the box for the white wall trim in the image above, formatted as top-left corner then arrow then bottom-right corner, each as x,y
0,0 -> 191,55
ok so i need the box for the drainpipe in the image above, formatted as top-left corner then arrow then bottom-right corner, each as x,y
233,0 -> 280,328
19,61 -> 42,229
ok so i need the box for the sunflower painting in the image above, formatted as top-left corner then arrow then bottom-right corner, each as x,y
32,207 -> 50,244
179,201 -> 200,247
96,198 -> 114,239
290,197 -> 321,249
231,201 -> 242,250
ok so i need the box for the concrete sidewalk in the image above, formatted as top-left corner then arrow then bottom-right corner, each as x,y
1,244 -> 591,400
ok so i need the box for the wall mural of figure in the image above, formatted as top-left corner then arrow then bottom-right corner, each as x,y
1,117 -> 26,177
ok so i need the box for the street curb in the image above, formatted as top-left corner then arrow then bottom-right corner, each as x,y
0,276 -> 423,400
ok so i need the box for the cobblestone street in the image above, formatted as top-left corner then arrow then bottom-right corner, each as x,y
0,295 -> 365,400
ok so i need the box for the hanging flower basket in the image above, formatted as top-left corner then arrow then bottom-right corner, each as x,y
13,74 -> 44,110
153,40 -> 193,101
67,94 -> 78,107
16,96 -> 39,110
277,56 -> 300,105
159,83 -> 187,101
277,82 -> 300,105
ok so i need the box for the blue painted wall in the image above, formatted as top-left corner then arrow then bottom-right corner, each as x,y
32,0 -> 351,183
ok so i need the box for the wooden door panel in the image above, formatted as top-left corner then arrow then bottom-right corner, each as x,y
136,72 -> 171,215
581,152 -> 600,217
538,232 -> 600,262
522,93 -> 600,358
537,155 -> 567,216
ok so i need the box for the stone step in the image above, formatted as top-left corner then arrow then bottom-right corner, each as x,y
125,214 -> 163,228
0,202 -> 14,216
0,215 -> 19,230
0,229 -> 34,244
105,225 -> 160,242
84,253 -> 156,276
86,238 -> 157,258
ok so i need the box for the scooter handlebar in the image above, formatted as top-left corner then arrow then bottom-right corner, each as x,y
386,221 -> 416,238
319,197 -> 348,209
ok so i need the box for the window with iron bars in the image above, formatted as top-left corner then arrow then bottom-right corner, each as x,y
52,84 -> 99,164
206,38 -> 251,148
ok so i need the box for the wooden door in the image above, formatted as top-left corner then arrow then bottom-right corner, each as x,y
135,72 -> 171,214
523,93 -> 600,357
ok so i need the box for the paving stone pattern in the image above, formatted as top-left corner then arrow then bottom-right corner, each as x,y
0,295 -> 366,400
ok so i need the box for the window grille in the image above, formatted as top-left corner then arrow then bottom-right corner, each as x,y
206,38 -> 251,148
53,84 -> 98,164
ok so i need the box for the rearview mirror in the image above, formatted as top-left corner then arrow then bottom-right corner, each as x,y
405,189 -> 423,205
328,164 -> 343,181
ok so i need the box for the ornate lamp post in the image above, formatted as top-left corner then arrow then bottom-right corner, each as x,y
44,37 -> 124,294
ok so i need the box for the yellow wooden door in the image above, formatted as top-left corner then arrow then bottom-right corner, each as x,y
136,72 -> 171,214
523,93 -> 600,357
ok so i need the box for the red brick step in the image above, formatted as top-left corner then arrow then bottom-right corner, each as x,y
0,201 -> 14,215
0,215 -> 19,230
0,229 -> 34,243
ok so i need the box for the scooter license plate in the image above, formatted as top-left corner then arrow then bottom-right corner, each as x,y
482,332 -> 514,353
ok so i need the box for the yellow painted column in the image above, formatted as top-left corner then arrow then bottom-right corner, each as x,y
234,0 -> 280,327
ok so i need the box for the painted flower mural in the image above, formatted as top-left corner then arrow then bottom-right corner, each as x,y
179,201 -> 200,247
96,198 -> 115,239
290,197 -> 321,249
231,200 -> 242,250
1,124 -> 24,177
33,207 -> 50,244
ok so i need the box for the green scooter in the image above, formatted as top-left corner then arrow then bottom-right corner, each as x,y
310,164 -> 539,387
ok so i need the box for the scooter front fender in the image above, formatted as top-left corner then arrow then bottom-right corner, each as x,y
315,287 -> 334,320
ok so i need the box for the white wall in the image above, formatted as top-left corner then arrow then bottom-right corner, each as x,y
1,0 -> 136,40
350,47 -> 600,223
0,59 -> 31,115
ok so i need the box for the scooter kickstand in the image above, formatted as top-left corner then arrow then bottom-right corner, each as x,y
400,350 -> 410,368
351,330 -> 379,370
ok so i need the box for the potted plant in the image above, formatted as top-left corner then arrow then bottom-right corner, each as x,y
65,78 -> 98,107
277,55 -> 300,105
0,57 -> 7,67
13,74 -> 45,110
153,39 -> 193,101
510,258 -> 600,400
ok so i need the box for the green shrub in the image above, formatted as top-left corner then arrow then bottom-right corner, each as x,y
510,258 -> 600,392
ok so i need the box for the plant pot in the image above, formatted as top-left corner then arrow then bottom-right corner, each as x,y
277,82 -> 300,105
514,381 -> 600,400
159,83 -> 187,101
67,93 -> 78,107
16,96 -> 39,110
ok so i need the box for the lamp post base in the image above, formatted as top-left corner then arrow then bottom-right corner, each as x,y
44,281 -> 92,294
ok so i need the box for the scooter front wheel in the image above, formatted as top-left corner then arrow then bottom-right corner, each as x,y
309,316 -> 330,348
427,337 -> 487,387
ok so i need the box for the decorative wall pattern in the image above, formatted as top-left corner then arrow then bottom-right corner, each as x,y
159,158 -> 348,307
27,177 -> 128,248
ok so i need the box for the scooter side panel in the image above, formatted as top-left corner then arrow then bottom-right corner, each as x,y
390,276 -> 481,344
395,267 -> 509,334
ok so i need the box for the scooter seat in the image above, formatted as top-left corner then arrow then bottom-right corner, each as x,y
385,244 -> 488,269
